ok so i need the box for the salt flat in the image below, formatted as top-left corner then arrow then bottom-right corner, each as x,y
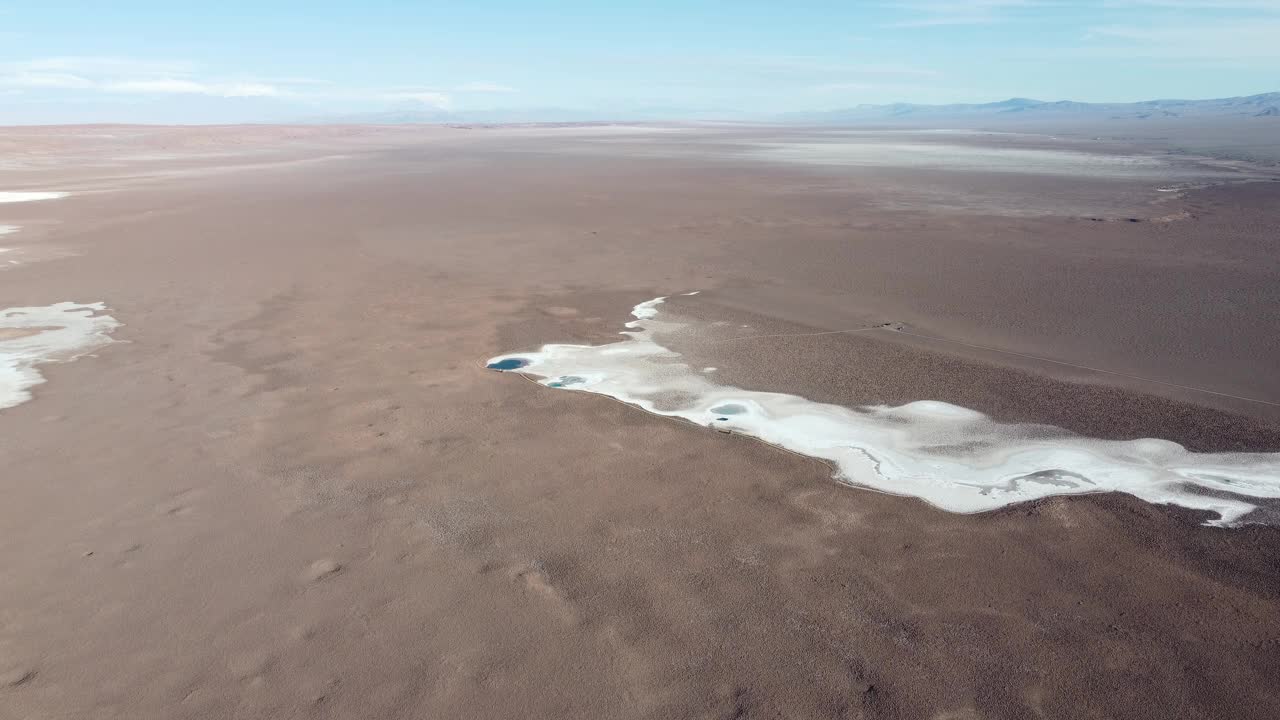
1,122 -> 1278,720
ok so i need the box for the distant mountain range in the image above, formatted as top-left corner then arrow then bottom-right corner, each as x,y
314,108 -> 602,124
779,92 -> 1280,124
308,92 -> 1280,127
310,105 -> 738,125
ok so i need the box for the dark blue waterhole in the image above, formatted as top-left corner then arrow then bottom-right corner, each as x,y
487,358 -> 530,371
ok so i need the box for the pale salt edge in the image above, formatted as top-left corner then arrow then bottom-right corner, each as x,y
0,189 -> 69,243
488,296 -> 1280,526
0,191 -> 69,203
0,302 -> 121,410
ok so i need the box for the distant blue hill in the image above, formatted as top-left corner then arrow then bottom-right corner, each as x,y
779,92 -> 1280,124
310,92 -> 1280,126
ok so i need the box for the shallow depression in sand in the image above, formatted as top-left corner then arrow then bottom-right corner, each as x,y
487,296 -> 1280,526
0,302 -> 121,409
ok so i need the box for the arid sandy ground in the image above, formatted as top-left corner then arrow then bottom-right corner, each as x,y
2,123 -> 1279,719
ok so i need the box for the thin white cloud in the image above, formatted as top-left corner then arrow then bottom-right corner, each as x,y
0,71 -> 95,89
736,56 -> 940,75
1080,19 -> 1280,61
384,90 -> 453,109
809,81 -> 944,94
13,56 -> 197,76
623,53 -> 940,79
104,79 -> 281,97
885,0 -> 1280,26
883,0 -> 1050,27
456,81 -> 517,93
1102,0 -> 1280,8
0,57 -> 288,98
1,56 -> 485,108
208,82 -> 282,98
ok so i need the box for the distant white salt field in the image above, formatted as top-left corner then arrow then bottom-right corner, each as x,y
748,139 -> 1236,179
0,302 -> 120,410
0,191 -> 70,203
488,296 -> 1280,526
0,225 -> 18,236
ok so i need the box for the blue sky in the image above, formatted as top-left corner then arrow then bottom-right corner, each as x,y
2,1 -> 1278,122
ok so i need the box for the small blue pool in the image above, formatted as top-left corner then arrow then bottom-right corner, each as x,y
487,358 -> 530,371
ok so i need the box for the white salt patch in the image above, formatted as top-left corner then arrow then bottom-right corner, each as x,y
0,302 -> 121,409
0,225 -> 19,236
748,141 -> 1234,180
0,192 -> 69,203
628,297 -> 666,322
489,297 -> 1280,526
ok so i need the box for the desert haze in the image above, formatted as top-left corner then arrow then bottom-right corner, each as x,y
2,118 -> 1280,719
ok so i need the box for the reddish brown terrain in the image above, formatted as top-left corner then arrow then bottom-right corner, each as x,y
1,123 -> 1279,719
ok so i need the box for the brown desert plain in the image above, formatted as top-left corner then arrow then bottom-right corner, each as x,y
1,121 -> 1280,719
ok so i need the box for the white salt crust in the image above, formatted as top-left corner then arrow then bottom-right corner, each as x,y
489,297 -> 1280,526
1,302 -> 121,409
0,191 -> 69,203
